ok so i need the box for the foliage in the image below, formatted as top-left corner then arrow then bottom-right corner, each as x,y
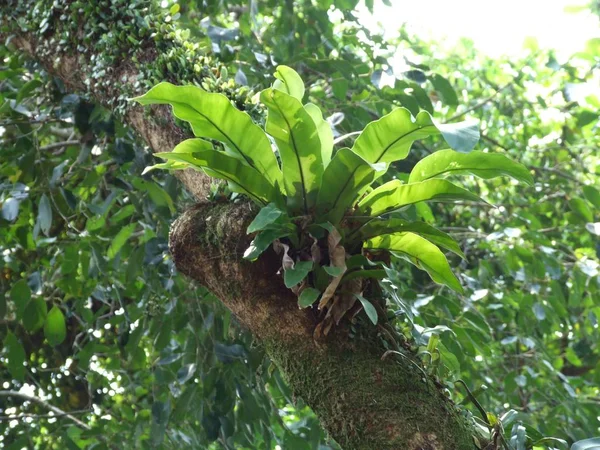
1,0 -> 599,449
135,66 -> 530,337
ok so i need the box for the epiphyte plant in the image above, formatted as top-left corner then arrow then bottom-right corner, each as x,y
134,65 -> 532,336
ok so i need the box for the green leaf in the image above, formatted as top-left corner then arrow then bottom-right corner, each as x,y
583,185 -> 600,208
429,74 -> 458,106
569,198 -> 593,222
247,203 -> 284,233
357,179 -> 485,217
323,265 -> 345,277
351,108 -> 479,165
316,148 -> 387,224
570,438 -> 600,450
298,288 -> 320,308
157,139 -> 278,205
23,298 -> 48,332
243,228 -> 290,260
10,279 -> 31,319
284,261 -> 313,288
133,82 -> 282,188
409,149 -> 533,185
261,88 -> 323,213
354,218 -> 464,258
4,331 -> 26,381
44,305 -> 67,346
38,194 -> 52,236
354,294 -> 378,324
107,223 -> 137,259
364,232 -> 463,292
304,103 -> 333,167
272,65 -> 305,102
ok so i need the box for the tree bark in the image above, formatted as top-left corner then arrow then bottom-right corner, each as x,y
1,3 -> 476,448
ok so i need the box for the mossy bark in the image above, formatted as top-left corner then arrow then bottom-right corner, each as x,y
3,4 -> 477,448
170,203 -> 475,450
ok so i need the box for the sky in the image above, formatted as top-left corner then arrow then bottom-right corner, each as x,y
359,0 -> 599,58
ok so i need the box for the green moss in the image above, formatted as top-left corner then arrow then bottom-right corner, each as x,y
1,0 -> 261,119
264,333 -> 474,450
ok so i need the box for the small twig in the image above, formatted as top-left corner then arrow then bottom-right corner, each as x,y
0,409 -> 91,421
445,83 -> 511,123
40,140 -> 80,152
0,390 -> 91,430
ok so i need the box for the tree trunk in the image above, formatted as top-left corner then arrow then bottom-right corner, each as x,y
1,3 -> 476,448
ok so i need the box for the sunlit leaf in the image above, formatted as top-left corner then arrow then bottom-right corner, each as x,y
364,232 -> 463,292
304,103 -> 333,167
316,148 -> 386,224
133,82 -> 282,188
351,108 -> 479,165
357,179 -> 484,217
157,139 -> 278,205
44,305 -> 67,346
261,87 -> 323,213
409,149 -> 533,185
354,218 -> 464,258
272,65 -> 305,101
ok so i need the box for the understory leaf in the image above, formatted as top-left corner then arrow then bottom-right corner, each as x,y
298,287 -> 320,308
247,203 -> 285,233
355,294 -> 378,324
284,261 -> 313,288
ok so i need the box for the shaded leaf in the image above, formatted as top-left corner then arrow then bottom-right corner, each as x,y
4,331 -> 25,381
284,261 -> 313,288
38,194 -> 52,236
23,298 -> 48,332
247,203 -> 284,233
355,294 -> 378,324
430,74 -> 459,106
298,288 -> 320,308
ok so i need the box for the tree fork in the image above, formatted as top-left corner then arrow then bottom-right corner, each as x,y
1,3 -> 476,448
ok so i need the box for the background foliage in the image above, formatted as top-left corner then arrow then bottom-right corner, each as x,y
1,0 -> 599,448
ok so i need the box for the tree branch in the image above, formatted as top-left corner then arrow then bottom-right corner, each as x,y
0,390 -> 91,430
